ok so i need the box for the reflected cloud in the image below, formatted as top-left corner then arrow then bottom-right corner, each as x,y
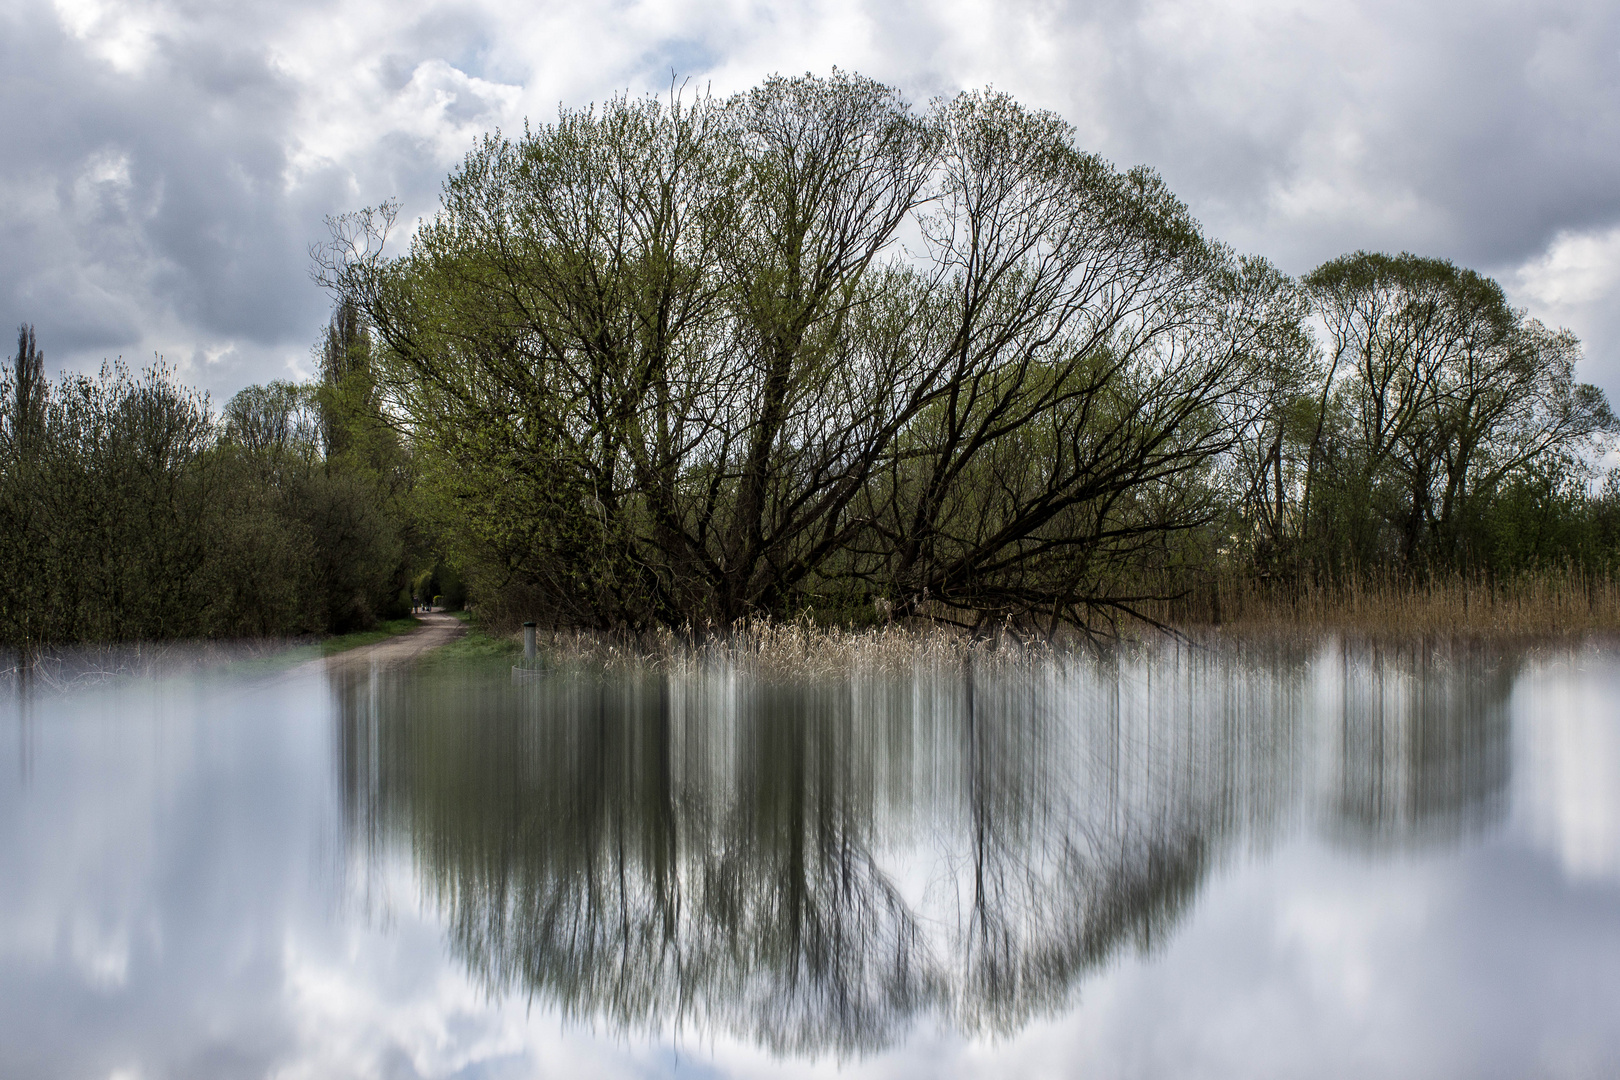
1517,650 -> 1620,881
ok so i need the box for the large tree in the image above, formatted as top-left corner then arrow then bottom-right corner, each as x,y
323,73 -> 1302,631
1303,252 -> 1615,570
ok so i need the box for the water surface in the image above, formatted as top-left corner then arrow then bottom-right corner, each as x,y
4,637 -> 1620,1078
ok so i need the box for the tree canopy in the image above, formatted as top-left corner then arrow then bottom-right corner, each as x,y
325,72 -> 1310,632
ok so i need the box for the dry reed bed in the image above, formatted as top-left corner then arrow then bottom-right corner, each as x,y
1155,570 -> 1620,637
534,619 -> 1043,678
523,572 -> 1620,673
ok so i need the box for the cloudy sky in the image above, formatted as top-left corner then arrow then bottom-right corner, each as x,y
4,0 -> 1620,404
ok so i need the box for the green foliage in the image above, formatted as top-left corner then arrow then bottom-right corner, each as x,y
0,320 -> 423,647
1,359 -> 215,643
1284,252 -> 1617,579
325,73 -> 1304,632
313,77 -> 1619,631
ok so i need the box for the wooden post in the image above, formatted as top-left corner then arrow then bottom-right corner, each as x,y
523,621 -> 537,661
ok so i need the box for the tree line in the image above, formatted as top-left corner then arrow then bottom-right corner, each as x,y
322,72 -> 1616,633
0,311 -> 433,648
1239,252 -> 1618,581
6,72 -> 1616,644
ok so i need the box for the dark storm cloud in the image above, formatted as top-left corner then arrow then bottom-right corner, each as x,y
837,0 -> 1620,388
0,0 -> 508,398
0,4 -> 323,353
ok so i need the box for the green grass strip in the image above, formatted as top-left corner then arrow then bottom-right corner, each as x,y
318,617 -> 421,656
415,624 -> 521,669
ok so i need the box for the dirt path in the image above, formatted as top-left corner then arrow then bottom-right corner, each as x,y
318,612 -> 467,675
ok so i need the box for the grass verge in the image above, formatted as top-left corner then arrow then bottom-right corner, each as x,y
415,622 -> 521,669
319,617 -> 421,656
220,617 -> 424,675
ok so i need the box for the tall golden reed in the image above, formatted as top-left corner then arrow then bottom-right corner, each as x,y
1151,567 -> 1620,637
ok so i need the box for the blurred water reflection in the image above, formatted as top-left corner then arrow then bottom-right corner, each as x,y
333,637 -> 1520,1056
1325,641 -> 1515,848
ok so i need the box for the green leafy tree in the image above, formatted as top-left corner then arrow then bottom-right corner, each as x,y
1303,252 -> 1616,574
323,74 -> 1302,631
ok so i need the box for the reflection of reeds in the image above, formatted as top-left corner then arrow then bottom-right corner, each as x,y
1324,638 -> 1515,850
0,638 -> 302,688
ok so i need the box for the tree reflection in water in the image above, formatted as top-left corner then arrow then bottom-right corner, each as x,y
1325,639 -> 1516,848
332,638 -> 1513,1057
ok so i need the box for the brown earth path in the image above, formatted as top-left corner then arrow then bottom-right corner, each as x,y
316,611 -> 467,675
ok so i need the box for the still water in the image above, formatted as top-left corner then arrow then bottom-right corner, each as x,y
3,637 -> 1620,1078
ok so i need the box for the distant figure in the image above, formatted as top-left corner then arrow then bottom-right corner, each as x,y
411,594 -> 419,613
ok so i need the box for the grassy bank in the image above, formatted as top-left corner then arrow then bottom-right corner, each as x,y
3,615 -> 427,685
319,617 -> 421,656
415,613 -> 521,669
220,616 -> 423,674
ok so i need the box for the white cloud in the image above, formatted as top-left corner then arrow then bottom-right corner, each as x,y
1515,225 -> 1620,310
50,0 -> 163,74
1506,225 -> 1620,396
5,0 -> 1620,402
